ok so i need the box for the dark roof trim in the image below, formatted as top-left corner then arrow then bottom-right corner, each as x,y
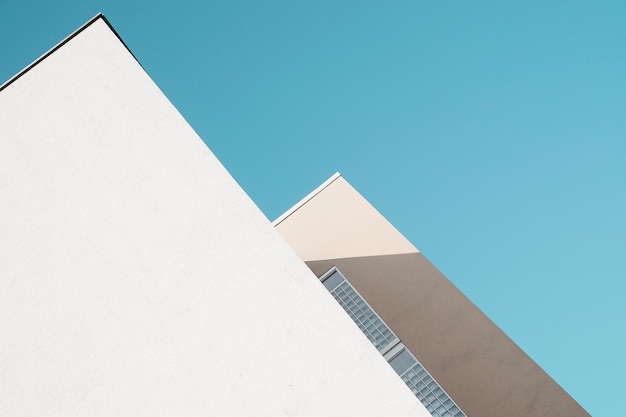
0,13 -> 142,93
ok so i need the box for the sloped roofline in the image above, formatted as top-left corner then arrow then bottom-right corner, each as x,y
272,172 -> 342,226
0,13 -> 140,92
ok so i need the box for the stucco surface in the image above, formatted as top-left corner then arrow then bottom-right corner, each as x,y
0,17 -> 429,417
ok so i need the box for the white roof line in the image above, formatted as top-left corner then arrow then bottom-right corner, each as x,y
272,172 -> 342,226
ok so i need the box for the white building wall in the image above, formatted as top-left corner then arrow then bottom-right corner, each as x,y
0,17 -> 430,416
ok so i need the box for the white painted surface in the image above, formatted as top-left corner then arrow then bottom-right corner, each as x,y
275,175 -> 419,261
0,18 -> 429,416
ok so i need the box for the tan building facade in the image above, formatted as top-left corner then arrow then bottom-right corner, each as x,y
275,173 -> 590,417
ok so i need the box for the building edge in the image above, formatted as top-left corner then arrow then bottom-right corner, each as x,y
0,13 -> 141,93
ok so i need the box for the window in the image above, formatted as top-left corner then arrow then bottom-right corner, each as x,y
322,270 -> 398,352
319,267 -> 466,417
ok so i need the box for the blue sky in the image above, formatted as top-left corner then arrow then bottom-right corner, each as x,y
2,2 -> 624,415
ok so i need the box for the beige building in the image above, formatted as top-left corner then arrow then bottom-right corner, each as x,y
275,173 -> 591,417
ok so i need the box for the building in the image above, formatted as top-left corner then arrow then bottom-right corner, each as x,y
0,13 -> 589,417
274,173 -> 591,417
0,14 -> 429,417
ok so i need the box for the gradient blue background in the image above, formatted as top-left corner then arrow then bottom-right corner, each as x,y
2,2 -> 624,416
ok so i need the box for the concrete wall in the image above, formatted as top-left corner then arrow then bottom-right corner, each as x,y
276,174 -> 590,417
307,254 -> 591,417
0,16 -> 429,417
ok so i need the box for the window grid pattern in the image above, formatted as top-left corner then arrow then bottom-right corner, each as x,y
320,267 -> 467,417
329,280 -> 396,351
401,362 -> 465,417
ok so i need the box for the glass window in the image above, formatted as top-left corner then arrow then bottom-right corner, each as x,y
321,269 -> 398,352
322,271 -> 344,291
319,267 -> 467,417
389,348 -> 417,375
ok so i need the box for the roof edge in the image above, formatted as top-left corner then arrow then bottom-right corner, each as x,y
272,172 -> 342,226
0,13 -> 141,93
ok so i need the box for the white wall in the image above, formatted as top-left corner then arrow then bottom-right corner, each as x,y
0,17 -> 430,416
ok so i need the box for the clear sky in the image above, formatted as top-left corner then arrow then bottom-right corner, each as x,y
2,2 -> 624,415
